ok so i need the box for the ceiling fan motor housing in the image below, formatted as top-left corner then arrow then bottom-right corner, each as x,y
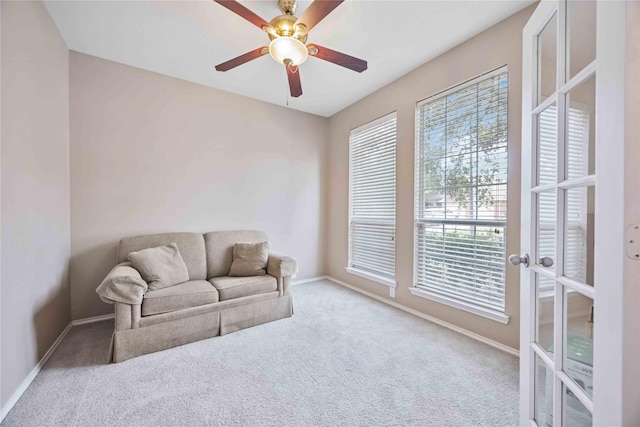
268,14 -> 308,43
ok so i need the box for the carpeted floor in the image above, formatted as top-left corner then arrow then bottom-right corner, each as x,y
2,280 -> 519,426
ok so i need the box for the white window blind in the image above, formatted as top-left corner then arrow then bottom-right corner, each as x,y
538,104 -> 591,288
349,113 -> 397,283
538,105 -> 557,294
414,69 -> 508,312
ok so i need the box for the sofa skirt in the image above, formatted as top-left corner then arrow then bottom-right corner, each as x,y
111,294 -> 293,363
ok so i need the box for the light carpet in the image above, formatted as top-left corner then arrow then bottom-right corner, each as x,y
2,279 -> 518,426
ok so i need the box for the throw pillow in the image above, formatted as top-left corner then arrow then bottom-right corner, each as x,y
127,243 -> 189,290
229,241 -> 269,277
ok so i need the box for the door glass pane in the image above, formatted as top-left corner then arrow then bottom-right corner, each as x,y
568,0 -> 596,79
563,384 -> 593,426
538,191 -> 556,269
565,292 -> 594,399
566,76 -> 596,180
538,103 -> 557,186
535,354 -> 554,426
564,186 -> 594,286
538,13 -> 558,105
536,273 -> 555,355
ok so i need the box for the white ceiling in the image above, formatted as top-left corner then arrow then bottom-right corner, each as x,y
44,0 -> 533,117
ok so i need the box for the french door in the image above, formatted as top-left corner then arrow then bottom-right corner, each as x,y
518,0 -> 628,425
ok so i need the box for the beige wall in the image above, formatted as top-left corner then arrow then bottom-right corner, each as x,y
327,5 -> 536,350
1,0 -> 71,409
69,52 -> 328,320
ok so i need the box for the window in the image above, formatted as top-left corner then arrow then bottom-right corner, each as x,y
413,69 -> 508,317
348,113 -> 397,287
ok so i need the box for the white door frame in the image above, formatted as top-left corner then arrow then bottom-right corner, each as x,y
622,2 -> 640,424
520,2 -> 554,424
592,2 -> 625,425
520,1 -> 635,425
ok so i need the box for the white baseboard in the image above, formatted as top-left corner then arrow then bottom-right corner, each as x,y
71,313 -> 114,326
291,276 -> 328,285
0,322 -> 73,422
325,276 -> 519,357
1,312 -> 115,422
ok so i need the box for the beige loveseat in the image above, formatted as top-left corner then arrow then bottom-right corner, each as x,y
96,230 -> 296,362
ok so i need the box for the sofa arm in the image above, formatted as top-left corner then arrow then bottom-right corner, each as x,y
115,302 -> 141,331
267,252 -> 297,278
96,262 -> 148,306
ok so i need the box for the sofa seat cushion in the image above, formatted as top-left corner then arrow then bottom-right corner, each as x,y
142,280 -> 219,316
209,275 -> 277,301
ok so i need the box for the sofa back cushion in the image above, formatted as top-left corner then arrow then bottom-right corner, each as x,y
204,230 -> 268,278
117,232 -> 207,281
229,242 -> 269,277
128,243 -> 190,291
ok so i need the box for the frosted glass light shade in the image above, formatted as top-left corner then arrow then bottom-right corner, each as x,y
269,37 -> 308,66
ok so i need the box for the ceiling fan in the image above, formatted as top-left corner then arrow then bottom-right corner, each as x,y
213,0 -> 367,98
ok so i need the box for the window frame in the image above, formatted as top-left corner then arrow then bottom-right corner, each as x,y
411,67 -> 510,323
347,112 -> 398,288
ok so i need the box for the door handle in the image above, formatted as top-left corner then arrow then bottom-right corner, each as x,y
508,253 -> 530,267
539,256 -> 554,267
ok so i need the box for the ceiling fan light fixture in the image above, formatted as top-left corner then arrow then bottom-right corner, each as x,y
269,37 -> 308,66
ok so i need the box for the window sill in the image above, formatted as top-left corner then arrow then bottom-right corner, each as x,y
408,287 -> 510,324
345,267 -> 396,288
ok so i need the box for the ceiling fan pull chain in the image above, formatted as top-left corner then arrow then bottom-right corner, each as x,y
285,73 -> 290,106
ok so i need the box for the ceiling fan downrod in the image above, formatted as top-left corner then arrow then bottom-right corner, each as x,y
278,0 -> 297,15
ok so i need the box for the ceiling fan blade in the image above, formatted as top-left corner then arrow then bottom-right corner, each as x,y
307,44 -> 367,73
286,64 -> 302,98
213,0 -> 271,30
295,0 -> 343,32
215,47 -> 268,72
